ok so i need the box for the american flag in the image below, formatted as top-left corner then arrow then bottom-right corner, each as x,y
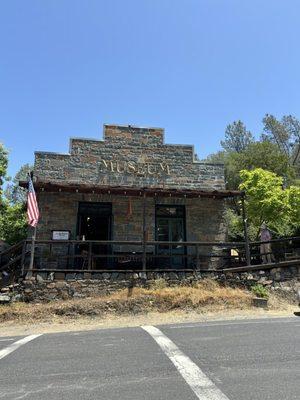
27,177 -> 39,227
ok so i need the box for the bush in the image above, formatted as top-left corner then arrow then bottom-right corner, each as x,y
0,203 -> 27,244
251,284 -> 269,299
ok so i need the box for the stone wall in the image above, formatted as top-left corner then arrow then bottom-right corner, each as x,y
32,123 -> 229,269
37,193 -> 226,242
35,192 -> 227,269
1,265 -> 299,303
34,124 -> 225,191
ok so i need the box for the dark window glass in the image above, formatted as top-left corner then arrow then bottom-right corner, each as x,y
156,206 -> 184,217
78,202 -> 112,216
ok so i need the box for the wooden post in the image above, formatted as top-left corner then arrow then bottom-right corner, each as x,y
88,242 -> 92,270
241,194 -> 251,266
196,244 -> 200,270
26,225 -> 37,278
66,242 -> 70,269
142,191 -> 147,276
20,240 -> 27,277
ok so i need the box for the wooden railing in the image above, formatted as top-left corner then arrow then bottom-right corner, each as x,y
0,240 -> 29,287
0,236 -> 299,283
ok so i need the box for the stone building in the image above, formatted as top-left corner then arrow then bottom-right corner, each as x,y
29,124 -> 241,271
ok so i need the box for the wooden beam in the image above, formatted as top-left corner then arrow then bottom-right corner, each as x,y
223,259 -> 300,273
19,180 -> 243,199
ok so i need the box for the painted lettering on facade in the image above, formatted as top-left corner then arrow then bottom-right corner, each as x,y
99,159 -> 171,176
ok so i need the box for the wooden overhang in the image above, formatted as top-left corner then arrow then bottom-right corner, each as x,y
20,180 -> 243,199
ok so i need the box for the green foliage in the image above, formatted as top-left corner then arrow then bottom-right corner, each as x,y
206,114 -> 300,190
205,150 -> 226,164
4,163 -> 32,204
225,141 -> 294,189
262,114 -> 300,160
286,186 -> 300,233
206,114 -> 300,240
239,141 -> 293,181
0,202 -> 27,245
251,284 -> 269,299
207,141 -> 295,190
0,160 -> 29,245
239,168 -> 300,237
221,120 -> 254,153
223,208 -> 257,241
262,114 -> 300,178
0,143 -> 8,189
223,208 -> 243,241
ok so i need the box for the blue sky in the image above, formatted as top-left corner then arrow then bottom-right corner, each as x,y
1,0 -> 300,178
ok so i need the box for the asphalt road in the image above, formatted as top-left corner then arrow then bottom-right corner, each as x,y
0,317 -> 299,400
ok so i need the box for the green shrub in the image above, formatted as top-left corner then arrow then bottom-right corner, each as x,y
0,203 -> 27,244
251,284 -> 269,299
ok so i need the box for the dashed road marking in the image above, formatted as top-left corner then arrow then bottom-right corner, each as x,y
0,334 -> 42,361
142,325 -> 230,400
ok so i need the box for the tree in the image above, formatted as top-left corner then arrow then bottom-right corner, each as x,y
286,186 -> 300,233
204,150 -> 226,164
206,141 -> 294,190
239,168 -> 300,237
224,207 -> 257,241
262,114 -> 300,167
281,115 -> 300,165
226,141 -> 295,189
0,143 -> 8,191
4,163 -> 32,204
0,155 -> 29,245
206,118 -> 297,190
0,203 -> 27,244
221,120 -> 254,153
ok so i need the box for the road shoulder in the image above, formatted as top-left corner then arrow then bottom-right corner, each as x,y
0,308 -> 297,337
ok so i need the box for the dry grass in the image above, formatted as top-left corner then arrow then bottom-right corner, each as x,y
0,279 -> 255,324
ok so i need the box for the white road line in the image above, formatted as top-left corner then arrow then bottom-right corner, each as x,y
168,318 -> 296,329
142,325 -> 230,400
0,338 -> 15,342
0,334 -> 42,361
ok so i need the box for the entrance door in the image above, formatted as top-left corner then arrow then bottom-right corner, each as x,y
156,205 -> 186,268
77,202 -> 112,268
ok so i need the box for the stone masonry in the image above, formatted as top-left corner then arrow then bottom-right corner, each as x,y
2,265 -> 299,303
34,192 -> 227,269
31,124 -> 229,270
34,124 -> 225,190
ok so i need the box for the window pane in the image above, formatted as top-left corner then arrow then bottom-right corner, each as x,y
156,206 -> 184,217
156,219 -> 169,241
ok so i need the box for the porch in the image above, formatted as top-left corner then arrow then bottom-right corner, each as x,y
1,236 -> 299,284
2,182 -> 297,283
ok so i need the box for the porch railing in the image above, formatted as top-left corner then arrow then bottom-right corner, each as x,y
0,237 -> 299,283
0,240 -> 29,286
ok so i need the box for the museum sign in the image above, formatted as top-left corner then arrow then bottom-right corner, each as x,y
99,159 -> 171,176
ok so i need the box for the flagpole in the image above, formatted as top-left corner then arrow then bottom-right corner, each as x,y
26,225 -> 37,278
26,172 -> 39,279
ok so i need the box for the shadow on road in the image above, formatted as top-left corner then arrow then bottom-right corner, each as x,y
293,311 -> 300,316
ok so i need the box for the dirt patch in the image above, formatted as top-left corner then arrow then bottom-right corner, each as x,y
0,280 -> 251,322
0,279 -> 297,336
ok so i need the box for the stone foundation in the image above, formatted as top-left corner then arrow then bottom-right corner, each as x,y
1,265 -> 299,303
